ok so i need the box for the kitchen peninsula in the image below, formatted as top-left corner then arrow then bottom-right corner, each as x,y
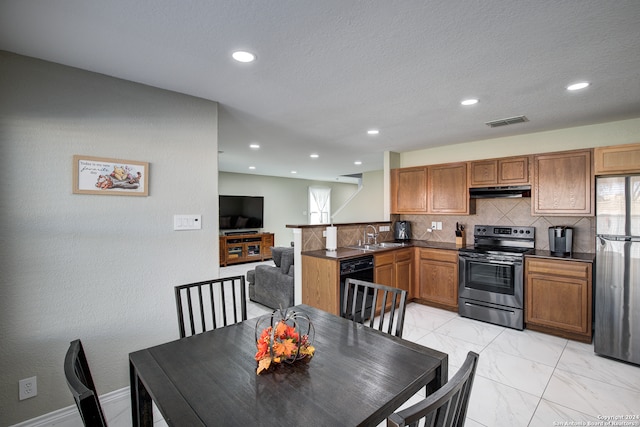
296,222 -> 462,316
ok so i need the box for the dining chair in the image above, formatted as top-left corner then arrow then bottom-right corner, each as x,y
341,278 -> 408,338
64,339 -> 108,427
175,276 -> 247,338
387,351 -> 480,427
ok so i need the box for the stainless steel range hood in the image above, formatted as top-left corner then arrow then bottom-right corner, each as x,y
469,185 -> 531,199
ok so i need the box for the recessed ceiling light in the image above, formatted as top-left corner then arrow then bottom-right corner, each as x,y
354,161 -> 362,165
248,166 -> 256,170
232,51 -> 256,63
461,98 -> 479,106
567,82 -> 590,91
249,143 -> 260,149
310,154 -> 319,158
367,129 -> 379,135
291,171 -> 297,174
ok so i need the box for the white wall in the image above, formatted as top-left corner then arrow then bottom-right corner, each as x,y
0,51 -> 219,425
218,172 -> 361,246
400,117 -> 640,166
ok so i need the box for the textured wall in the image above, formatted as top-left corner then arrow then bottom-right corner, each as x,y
0,51 -> 219,424
399,198 -> 595,253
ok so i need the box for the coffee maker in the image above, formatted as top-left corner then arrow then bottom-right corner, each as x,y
548,226 -> 573,256
394,221 -> 411,240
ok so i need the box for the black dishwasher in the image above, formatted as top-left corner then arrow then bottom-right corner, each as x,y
339,255 -> 374,321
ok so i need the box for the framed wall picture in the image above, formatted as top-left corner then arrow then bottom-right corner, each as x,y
73,155 -> 149,196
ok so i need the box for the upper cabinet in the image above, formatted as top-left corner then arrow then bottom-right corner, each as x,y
391,166 -> 428,213
469,156 -> 531,187
594,142 -> 640,175
392,163 -> 474,215
532,149 -> 593,216
429,162 -> 473,214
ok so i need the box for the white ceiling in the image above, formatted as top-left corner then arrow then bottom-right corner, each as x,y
1,1 -> 640,182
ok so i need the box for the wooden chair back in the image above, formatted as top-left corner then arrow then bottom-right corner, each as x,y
175,276 -> 247,338
387,351 -> 480,427
64,339 -> 108,427
341,278 -> 408,338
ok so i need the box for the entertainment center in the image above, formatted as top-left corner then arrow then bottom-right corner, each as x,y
219,232 -> 274,266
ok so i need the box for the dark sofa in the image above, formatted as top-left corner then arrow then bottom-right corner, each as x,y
247,247 -> 294,310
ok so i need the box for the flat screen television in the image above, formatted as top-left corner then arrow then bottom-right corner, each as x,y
219,195 -> 264,230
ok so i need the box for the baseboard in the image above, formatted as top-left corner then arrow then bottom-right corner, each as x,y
10,387 -> 129,427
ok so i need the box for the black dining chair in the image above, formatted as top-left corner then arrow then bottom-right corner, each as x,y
64,339 -> 108,427
175,276 -> 247,338
341,278 -> 408,338
387,351 -> 480,427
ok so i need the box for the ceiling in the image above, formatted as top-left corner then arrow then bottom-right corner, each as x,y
1,1 -> 640,182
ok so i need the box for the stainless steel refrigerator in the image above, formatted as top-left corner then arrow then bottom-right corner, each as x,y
595,175 -> 640,365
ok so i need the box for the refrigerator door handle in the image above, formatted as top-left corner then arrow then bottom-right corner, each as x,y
597,234 -> 640,243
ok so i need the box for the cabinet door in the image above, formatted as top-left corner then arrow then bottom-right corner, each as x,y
395,253 -> 412,295
418,248 -> 458,309
469,160 -> 498,187
525,258 -> 592,337
533,149 -> 593,215
594,143 -> 640,175
428,162 -> 469,214
374,263 -> 394,288
391,167 -> 428,213
498,156 -> 530,185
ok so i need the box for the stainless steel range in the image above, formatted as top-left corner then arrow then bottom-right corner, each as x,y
458,225 -> 535,330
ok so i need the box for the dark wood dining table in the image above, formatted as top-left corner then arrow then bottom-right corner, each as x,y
129,304 -> 448,427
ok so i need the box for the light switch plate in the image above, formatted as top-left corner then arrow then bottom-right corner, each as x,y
174,214 -> 202,230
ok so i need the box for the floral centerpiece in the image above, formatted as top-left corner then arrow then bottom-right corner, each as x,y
254,309 -> 315,375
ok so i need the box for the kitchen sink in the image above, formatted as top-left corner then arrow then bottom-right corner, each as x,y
346,242 -> 407,251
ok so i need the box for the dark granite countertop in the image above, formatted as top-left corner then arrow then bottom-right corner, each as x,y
526,250 -> 595,263
301,240 -> 462,260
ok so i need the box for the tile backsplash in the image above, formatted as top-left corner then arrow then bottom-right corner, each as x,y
397,198 -> 595,253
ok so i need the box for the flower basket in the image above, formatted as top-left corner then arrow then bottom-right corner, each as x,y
254,308 -> 315,375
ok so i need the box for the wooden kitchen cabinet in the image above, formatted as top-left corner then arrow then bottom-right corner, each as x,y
469,156 -> 530,187
428,162 -> 474,214
392,163 -> 474,215
394,249 -> 413,295
525,257 -> 592,342
391,166 -> 428,213
532,149 -> 593,216
302,255 -> 340,315
375,248 -> 413,297
416,248 -> 458,311
594,142 -> 640,175
374,252 -> 395,288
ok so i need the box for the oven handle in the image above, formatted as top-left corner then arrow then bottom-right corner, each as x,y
487,260 -> 519,266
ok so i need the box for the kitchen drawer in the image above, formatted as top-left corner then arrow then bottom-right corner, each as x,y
374,252 -> 395,266
526,258 -> 589,279
419,248 -> 458,263
395,248 -> 413,262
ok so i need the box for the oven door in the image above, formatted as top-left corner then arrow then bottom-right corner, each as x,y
458,254 -> 523,308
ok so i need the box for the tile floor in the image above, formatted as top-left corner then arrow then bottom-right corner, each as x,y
101,261 -> 640,427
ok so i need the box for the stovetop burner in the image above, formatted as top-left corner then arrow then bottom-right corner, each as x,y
459,225 -> 536,255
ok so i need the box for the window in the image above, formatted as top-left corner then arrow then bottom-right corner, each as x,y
309,186 -> 331,224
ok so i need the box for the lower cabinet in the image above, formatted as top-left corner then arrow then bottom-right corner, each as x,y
416,248 -> 458,311
525,257 -> 592,342
375,248 -> 413,297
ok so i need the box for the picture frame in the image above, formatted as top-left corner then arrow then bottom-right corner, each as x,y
73,155 -> 149,196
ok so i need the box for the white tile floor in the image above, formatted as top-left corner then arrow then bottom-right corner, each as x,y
102,261 -> 640,427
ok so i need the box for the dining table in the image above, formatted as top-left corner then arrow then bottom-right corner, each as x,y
129,304 -> 448,426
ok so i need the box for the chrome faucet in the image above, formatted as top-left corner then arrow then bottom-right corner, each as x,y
364,224 -> 378,245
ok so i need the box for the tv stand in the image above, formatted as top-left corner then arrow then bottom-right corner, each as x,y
219,232 -> 274,266
225,230 -> 258,236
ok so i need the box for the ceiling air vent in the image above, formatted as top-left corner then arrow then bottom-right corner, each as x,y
485,115 -> 529,128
